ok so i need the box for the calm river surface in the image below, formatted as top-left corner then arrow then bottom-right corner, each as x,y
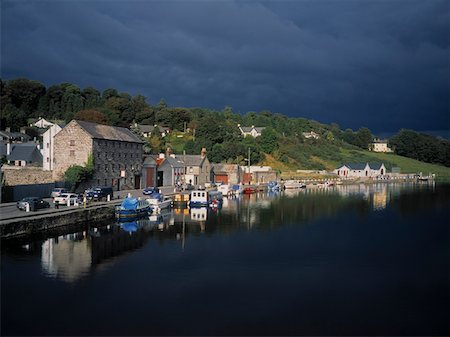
1,183 -> 449,336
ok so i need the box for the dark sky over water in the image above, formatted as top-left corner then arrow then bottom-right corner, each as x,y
1,0 -> 449,134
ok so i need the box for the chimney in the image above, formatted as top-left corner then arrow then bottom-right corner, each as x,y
166,147 -> 172,157
251,125 -> 254,128
159,153 -> 165,159
201,148 -> 207,158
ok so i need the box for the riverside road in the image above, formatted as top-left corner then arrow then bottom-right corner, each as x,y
0,186 -> 176,222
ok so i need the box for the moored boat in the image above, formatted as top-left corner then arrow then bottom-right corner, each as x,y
146,193 -> 173,213
283,180 -> 306,189
189,190 -> 223,207
115,197 -> 152,221
243,185 -> 257,194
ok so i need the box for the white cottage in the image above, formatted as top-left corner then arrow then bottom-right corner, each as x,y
334,163 -> 387,178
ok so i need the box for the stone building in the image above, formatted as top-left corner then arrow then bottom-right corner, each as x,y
211,164 -> 242,185
53,120 -> 144,190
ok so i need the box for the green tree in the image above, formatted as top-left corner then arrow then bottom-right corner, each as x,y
74,109 -> 109,125
260,127 -> 278,153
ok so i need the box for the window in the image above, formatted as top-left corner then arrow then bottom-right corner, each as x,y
46,157 -> 50,163
69,150 -> 75,157
70,140 -> 75,146
46,143 -> 49,149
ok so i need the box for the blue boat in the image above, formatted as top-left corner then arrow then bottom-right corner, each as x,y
115,197 -> 152,221
268,181 -> 281,191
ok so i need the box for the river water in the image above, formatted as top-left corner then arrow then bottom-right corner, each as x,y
1,183 -> 449,336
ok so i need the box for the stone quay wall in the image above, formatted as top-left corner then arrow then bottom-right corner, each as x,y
0,204 -> 117,239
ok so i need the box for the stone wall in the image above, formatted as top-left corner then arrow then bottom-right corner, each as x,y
53,121 -> 93,180
2,166 -> 54,186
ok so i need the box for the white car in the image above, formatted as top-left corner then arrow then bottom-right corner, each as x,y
54,193 -> 79,205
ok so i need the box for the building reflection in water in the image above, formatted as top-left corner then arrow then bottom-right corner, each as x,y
38,182 -> 435,282
41,232 -> 91,283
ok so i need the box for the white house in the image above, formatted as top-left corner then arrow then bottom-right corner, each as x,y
334,163 -> 387,178
42,124 -> 62,171
133,123 -> 170,138
302,131 -> 320,139
32,117 -> 55,129
369,138 -> 393,153
238,124 -> 265,138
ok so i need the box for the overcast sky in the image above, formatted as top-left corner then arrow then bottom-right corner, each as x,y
1,0 -> 449,134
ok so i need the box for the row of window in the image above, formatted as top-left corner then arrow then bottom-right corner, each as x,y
96,151 -> 140,159
96,164 -> 141,171
96,140 -> 141,149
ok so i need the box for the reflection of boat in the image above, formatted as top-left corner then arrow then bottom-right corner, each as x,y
146,193 -> 173,213
173,193 -> 190,208
190,207 -> 208,221
283,180 -> 306,189
115,198 -> 152,220
120,221 -> 139,233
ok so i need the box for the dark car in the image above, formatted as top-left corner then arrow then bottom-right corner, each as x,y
85,186 -> 114,201
143,187 -> 160,196
17,197 -> 50,211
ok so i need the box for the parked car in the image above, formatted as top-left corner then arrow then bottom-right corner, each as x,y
54,193 -> 80,205
17,197 -> 50,211
51,188 -> 68,198
143,187 -> 160,196
85,186 -> 114,201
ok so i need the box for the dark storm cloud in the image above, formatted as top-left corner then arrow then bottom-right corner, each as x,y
1,0 -> 449,133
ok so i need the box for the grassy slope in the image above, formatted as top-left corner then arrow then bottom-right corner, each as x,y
263,147 -> 450,182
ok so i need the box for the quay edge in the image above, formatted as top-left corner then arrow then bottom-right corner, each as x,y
0,204 -> 116,240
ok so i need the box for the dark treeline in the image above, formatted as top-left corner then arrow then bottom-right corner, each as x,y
1,78 -> 449,168
389,130 -> 450,167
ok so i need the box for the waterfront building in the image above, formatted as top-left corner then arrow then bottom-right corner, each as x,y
334,163 -> 387,178
211,164 -> 242,185
156,156 -> 185,187
241,165 -> 277,184
181,148 -> 211,186
53,120 -> 144,190
42,124 -> 62,171
237,124 -> 265,138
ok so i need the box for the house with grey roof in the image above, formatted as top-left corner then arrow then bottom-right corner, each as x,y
237,124 -> 265,138
6,142 -> 43,167
53,120 -> 144,191
132,123 -> 170,138
156,156 -> 185,187
333,163 -> 387,178
180,149 -> 211,186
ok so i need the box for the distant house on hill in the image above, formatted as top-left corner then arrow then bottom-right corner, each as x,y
333,163 -> 387,178
369,138 -> 393,153
302,131 -> 320,140
238,124 -> 265,138
132,123 -> 170,138
31,117 -> 55,129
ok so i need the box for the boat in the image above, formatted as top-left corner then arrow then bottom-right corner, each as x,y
231,184 -> 243,195
268,181 -> 281,191
189,190 -> 223,208
115,197 -> 152,221
146,193 -> 173,213
283,180 -> 306,189
243,185 -> 257,194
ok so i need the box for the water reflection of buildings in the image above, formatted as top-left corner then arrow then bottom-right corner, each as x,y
41,233 -> 91,283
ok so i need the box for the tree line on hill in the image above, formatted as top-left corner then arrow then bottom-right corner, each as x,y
1,78 -> 449,168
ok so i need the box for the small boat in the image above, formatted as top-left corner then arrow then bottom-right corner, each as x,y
231,184 -> 243,195
190,190 -> 223,208
115,197 -> 152,220
283,180 -> 306,189
146,193 -> 173,213
243,185 -> 257,194
268,181 -> 281,191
